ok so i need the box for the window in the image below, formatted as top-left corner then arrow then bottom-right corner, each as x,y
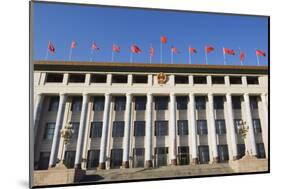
253,119 -> 262,133
155,147 -> 168,166
90,122 -> 103,138
234,119 -> 242,134
71,122 -> 79,139
212,76 -> 225,84
112,75 -> 127,83
133,148 -> 145,168
87,150 -> 100,169
110,149 -> 123,168
214,96 -> 224,109
197,120 -> 208,135
63,151 -> 76,168
114,96 -> 126,111
178,146 -> 190,165
133,75 -> 148,84
194,76 -> 207,84
44,123 -> 55,140
46,73 -> 63,83
198,146 -> 210,164
196,96 -> 206,110
230,76 -> 242,84
217,145 -> 229,162
112,121 -> 124,137
247,76 -> 259,85
175,75 -> 189,84
38,152 -> 50,170
93,96 -> 104,111
250,96 -> 258,110
176,96 -> 188,110
71,96 -> 82,112
237,144 -> 245,159
155,121 -> 168,136
256,143 -> 266,158
215,120 -> 226,135
135,96 -> 146,110
134,121 -> 145,136
69,74 -> 85,83
155,96 -> 168,110
48,96 -> 59,111
177,120 -> 188,135
91,74 -> 107,83
232,96 -> 241,109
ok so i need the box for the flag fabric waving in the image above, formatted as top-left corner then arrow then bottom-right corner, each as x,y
205,45 -> 214,53
48,41 -> 55,53
131,44 -> 141,54
150,47 -> 154,57
256,49 -> 266,57
240,50 -> 245,61
92,42 -> 100,50
189,47 -> 197,54
160,36 -> 168,44
171,46 -> 179,54
112,44 -> 120,52
223,47 -> 235,55
71,40 -> 76,49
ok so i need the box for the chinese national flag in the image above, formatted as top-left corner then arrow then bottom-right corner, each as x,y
256,49 -> 266,57
223,47 -> 235,55
131,44 -> 141,54
205,45 -> 214,53
171,46 -> 179,54
150,47 -> 154,57
71,40 -> 76,49
112,44 -> 120,52
92,42 -> 100,50
48,41 -> 55,53
189,47 -> 197,54
160,36 -> 167,44
240,50 -> 245,61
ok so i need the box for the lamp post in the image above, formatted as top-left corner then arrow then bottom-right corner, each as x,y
59,122 -> 74,165
237,120 -> 249,157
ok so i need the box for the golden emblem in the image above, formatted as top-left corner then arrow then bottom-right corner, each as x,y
157,72 -> 167,85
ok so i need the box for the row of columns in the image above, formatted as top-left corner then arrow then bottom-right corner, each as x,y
34,92 -> 268,169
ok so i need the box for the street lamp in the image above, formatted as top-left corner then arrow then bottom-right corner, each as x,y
59,122 -> 74,164
237,120 -> 249,156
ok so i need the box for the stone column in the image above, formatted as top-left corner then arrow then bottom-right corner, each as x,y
169,93 -> 177,165
34,93 -> 44,138
226,93 -> 238,160
208,93 -> 219,163
74,93 -> 89,169
49,93 -> 67,167
189,93 -> 198,164
261,93 -> 268,158
244,93 -> 257,156
99,93 -> 111,169
122,93 -> 132,168
145,93 -> 153,168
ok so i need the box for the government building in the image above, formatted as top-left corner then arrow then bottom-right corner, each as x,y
32,61 -> 268,186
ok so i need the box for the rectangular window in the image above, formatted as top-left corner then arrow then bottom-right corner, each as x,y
177,120 -> 188,135
133,75 -> 148,84
256,143 -> 266,158
214,96 -> 224,109
232,96 -> 241,109
69,74 -> 85,83
178,146 -> 190,165
253,119 -> 262,133
212,76 -> 225,84
112,75 -> 127,83
155,96 -> 168,110
217,145 -> 229,162
247,76 -> 259,85
134,121 -> 145,136
176,96 -> 188,110
43,123 -> 55,140
87,150 -> 100,169
114,96 -> 126,111
93,96 -> 105,111
215,120 -> 226,135
230,76 -> 242,84
38,152 -> 50,170
250,96 -> 258,110
135,96 -> 146,110
155,147 -> 168,166
63,151 -> 76,168
155,121 -> 168,136
46,73 -> 63,83
237,144 -> 245,159
112,121 -> 124,137
70,122 -> 79,139
90,122 -> 103,138
194,76 -> 207,84
197,120 -> 208,135
133,148 -> 145,168
234,119 -> 242,134
48,96 -> 59,111
175,75 -> 189,84
196,96 -> 206,110
71,96 -> 82,112
110,149 -> 123,168
198,146 -> 210,164
91,74 -> 107,83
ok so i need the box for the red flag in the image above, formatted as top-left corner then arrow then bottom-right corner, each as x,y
150,47 -> 154,57
161,36 -> 167,44
131,44 -> 141,54
171,46 -> 179,54
112,44 -> 120,52
92,42 -> 100,50
71,40 -> 76,49
256,49 -> 266,57
223,47 -> 235,55
48,41 -> 55,53
205,45 -> 214,53
189,47 -> 197,54
240,50 -> 245,61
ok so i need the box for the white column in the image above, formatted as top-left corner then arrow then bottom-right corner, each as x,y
207,75 -> 212,86
122,93 -> 132,168
49,93 -> 67,167
169,93 -> 177,165
242,76 -> 247,87
226,93 -> 238,160
244,93 -> 257,156
145,93 -> 153,168
169,75 -> 175,86
99,93 -> 111,169
225,76 -> 230,87
261,93 -> 268,158
148,74 -> 153,86
208,93 -> 219,162
107,74 -> 112,86
74,93 -> 89,169
34,93 -> 44,138
189,93 -> 198,164
189,75 -> 194,86
128,74 -> 133,86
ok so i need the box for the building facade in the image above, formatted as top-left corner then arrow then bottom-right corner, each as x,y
33,61 -> 268,172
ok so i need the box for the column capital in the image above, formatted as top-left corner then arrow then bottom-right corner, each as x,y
208,93 -> 213,97
261,93 -> 268,97
189,92 -> 194,97
59,92 -> 67,97
170,92 -> 175,97
126,93 -> 132,97
147,92 -> 152,96
104,93 -> 111,97
244,93 -> 249,97
82,92 -> 89,97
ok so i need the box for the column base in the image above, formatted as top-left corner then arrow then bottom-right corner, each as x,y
170,159 -> 177,166
122,161 -> 129,168
98,162 -> 106,170
74,163 -> 81,170
48,164 -> 56,169
145,160 -> 153,168
191,158 -> 198,165
232,155 -> 238,161
212,157 -> 219,164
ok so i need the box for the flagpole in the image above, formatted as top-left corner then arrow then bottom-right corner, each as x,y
130,52 -> 133,63
171,49 -> 173,64
256,53 -> 260,66
188,46 -> 191,64
90,49 -> 93,62
111,50 -> 114,62
160,42 -> 163,64
205,50 -> 208,65
45,46 -> 49,60
69,47 -> 72,61
150,44 -> 152,64
223,47 -> 226,65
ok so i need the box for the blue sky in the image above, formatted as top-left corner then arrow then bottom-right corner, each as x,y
33,2 -> 268,66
